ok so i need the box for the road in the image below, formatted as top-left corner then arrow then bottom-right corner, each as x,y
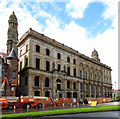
11,111 -> 120,119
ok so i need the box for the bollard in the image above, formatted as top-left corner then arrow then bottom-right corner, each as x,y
71,103 -> 72,107
43,104 -> 45,110
14,105 -> 16,110
27,104 -> 29,109
62,103 -> 64,107
83,102 -> 85,106
77,103 -> 79,107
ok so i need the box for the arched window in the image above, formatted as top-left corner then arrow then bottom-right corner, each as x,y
67,80 -> 70,89
67,56 -> 70,62
73,59 -> 76,64
57,53 -> 61,59
46,49 -> 50,56
35,76 -> 39,86
56,79 -> 61,82
45,78 -> 49,87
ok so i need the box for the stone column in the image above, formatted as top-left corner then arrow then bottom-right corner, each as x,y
94,85 -> 96,98
53,77 -> 56,99
28,74 -> 34,96
40,76 -> 44,96
64,79 -> 67,98
78,82 -> 80,99
71,80 -> 73,98
89,84 -> 91,97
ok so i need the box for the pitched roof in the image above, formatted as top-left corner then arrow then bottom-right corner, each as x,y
8,48 -> 17,58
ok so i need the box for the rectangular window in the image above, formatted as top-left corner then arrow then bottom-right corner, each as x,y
26,44 -> 28,52
25,76 -> 27,86
57,84 -> 61,90
74,69 -> 76,77
20,61 -> 22,71
45,91 -> 50,97
67,67 -> 70,75
58,64 -> 61,71
25,58 -> 28,66
36,58 -> 40,69
80,71 -> 82,78
73,82 -> 76,89
46,61 -> 50,71
36,45 -> 40,52
34,91 -> 40,96
46,49 -> 50,56
85,73 -> 87,79
57,53 -> 61,59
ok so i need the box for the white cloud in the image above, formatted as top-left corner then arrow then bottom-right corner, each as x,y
65,0 -> 118,89
66,0 -> 92,19
0,1 -> 118,89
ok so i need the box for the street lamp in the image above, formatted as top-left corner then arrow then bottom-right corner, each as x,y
51,62 -> 67,99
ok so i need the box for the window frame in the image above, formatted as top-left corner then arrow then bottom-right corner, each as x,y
36,45 -> 40,52
57,53 -> 61,59
67,56 -> 70,63
36,58 -> 40,69
46,49 -> 50,56
46,61 -> 50,71
35,76 -> 39,86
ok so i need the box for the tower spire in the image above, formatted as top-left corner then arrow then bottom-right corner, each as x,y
7,11 -> 18,57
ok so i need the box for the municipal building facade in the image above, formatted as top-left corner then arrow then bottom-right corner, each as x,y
17,28 -> 112,99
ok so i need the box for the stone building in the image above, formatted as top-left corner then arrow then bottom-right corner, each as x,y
0,12 -> 18,96
17,28 -> 112,99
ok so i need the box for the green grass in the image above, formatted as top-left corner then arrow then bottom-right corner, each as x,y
1,105 -> 120,118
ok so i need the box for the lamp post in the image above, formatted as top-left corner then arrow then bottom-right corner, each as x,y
51,62 -> 67,99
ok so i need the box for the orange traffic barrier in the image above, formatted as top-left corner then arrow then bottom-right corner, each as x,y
54,104 -> 56,108
42,104 -> 45,110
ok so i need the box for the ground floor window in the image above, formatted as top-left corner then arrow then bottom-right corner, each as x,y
57,84 -> 61,90
81,94 -> 83,98
59,94 -> 62,98
45,91 -> 50,97
73,92 -> 77,98
34,91 -> 40,96
67,92 -> 71,98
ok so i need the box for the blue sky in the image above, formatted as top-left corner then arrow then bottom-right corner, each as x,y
21,1 -> 112,37
0,0 -> 118,89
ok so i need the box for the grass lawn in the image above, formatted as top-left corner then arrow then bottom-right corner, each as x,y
1,105 -> 120,118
